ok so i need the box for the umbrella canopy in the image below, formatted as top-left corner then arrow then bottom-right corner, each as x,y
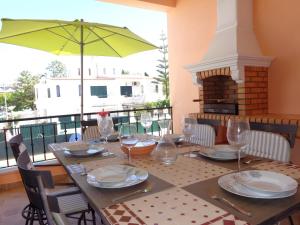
0,18 -> 157,120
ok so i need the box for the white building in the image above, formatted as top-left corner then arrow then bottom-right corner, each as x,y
34,71 -> 164,117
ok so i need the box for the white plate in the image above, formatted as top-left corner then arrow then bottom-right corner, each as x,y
237,170 -> 298,194
64,146 -> 104,157
214,145 -> 238,154
198,147 -> 246,161
218,172 -> 298,199
87,165 -> 148,189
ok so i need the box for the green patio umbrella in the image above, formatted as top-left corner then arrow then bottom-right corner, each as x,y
0,18 -> 157,120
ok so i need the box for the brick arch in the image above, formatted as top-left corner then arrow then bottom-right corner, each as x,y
196,67 -> 231,80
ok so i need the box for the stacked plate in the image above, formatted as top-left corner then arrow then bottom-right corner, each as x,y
63,143 -> 104,157
198,144 -> 246,161
87,165 -> 148,188
218,170 -> 298,199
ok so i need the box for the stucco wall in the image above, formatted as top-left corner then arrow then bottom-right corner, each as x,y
168,0 -> 300,132
167,0 -> 217,132
100,0 -> 300,130
253,0 -> 300,115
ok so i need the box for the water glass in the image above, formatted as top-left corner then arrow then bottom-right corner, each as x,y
97,115 -> 114,144
119,124 -> 139,164
140,112 -> 152,134
182,117 -> 197,157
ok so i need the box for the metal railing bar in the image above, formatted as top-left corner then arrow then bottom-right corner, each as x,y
30,126 -> 34,162
0,107 -> 172,168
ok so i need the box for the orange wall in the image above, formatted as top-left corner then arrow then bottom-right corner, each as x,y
253,0 -> 300,115
167,0 -> 216,132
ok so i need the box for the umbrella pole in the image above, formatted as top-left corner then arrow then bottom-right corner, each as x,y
80,20 -> 84,134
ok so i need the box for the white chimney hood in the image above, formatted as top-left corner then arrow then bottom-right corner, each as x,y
186,0 -> 273,84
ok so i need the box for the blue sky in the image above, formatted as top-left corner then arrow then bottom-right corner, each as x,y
0,0 -> 167,83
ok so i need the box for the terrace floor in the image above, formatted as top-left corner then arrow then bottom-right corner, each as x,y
1,186 -> 300,225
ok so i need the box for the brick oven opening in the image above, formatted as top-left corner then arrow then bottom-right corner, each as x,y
203,75 -> 238,115
195,66 -> 269,116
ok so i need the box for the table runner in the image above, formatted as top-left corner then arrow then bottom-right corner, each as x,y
49,142 -> 300,225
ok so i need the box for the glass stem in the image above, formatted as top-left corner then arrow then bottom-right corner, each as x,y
128,147 -> 132,164
238,149 -> 241,172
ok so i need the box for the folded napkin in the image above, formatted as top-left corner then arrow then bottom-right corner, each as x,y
89,165 -> 136,183
63,142 -> 89,152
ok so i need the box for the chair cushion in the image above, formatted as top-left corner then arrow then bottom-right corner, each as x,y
57,193 -> 89,214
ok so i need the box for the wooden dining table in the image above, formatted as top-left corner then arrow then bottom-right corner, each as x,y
48,141 -> 300,225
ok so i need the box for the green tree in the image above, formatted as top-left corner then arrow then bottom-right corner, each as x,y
46,60 -> 67,77
11,71 -> 40,111
0,92 -> 14,107
153,31 -> 169,99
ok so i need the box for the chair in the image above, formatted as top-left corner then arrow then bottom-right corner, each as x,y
17,150 -> 96,225
244,130 -> 291,163
250,122 -> 297,148
198,118 -> 227,144
81,120 -> 100,141
243,129 -> 295,225
17,151 -> 76,225
9,133 -> 61,167
9,134 -> 72,179
189,124 -> 216,147
11,135 -> 95,225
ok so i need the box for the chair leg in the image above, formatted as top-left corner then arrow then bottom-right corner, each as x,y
77,213 -> 83,225
25,207 -> 31,225
288,216 -> 294,225
83,213 -> 87,225
91,210 -> 96,225
29,208 -> 35,225
37,209 -> 46,225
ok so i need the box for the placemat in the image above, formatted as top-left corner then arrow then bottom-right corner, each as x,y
81,157 -> 127,171
71,173 -> 174,210
252,161 -> 300,180
131,155 -> 233,187
101,187 -> 249,225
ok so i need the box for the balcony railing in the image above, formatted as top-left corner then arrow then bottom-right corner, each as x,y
0,107 -> 172,169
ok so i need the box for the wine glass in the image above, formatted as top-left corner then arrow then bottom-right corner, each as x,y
140,112 -> 153,136
226,117 -> 250,172
97,115 -> 114,144
119,124 -> 139,164
182,117 -> 197,157
158,119 -> 171,136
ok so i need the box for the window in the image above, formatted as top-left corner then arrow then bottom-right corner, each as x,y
120,86 -> 132,97
78,85 -> 82,96
113,68 -> 116,75
103,68 -> 106,75
91,86 -> 107,98
88,68 -> 91,76
78,68 -> 80,75
155,85 -> 159,93
56,85 -> 61,97
47,88 -> 51,98
36,88 -> 38,99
